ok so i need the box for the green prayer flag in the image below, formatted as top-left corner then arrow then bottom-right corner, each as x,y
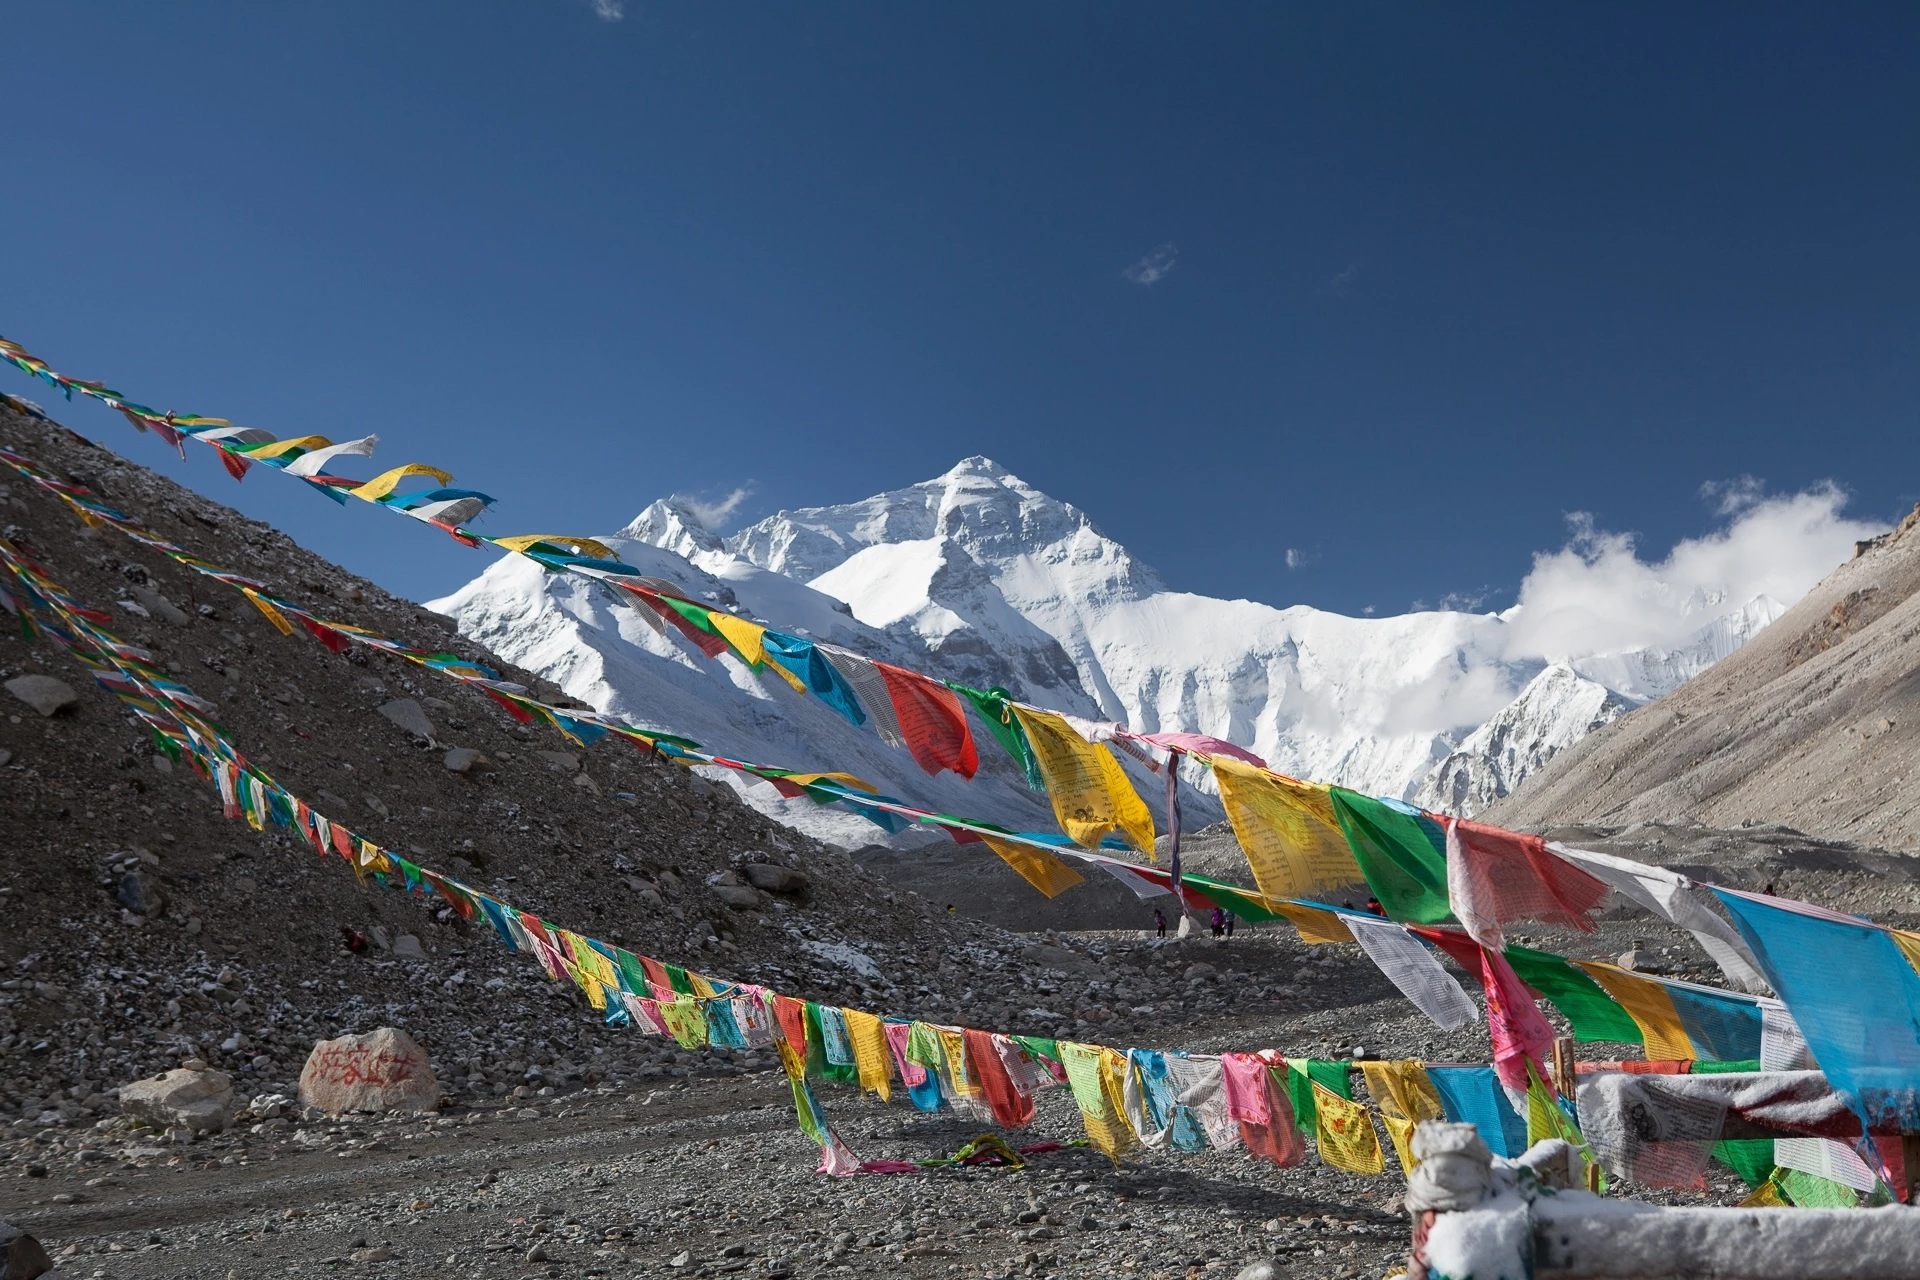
1326,790 -> 1450,922
1503,944 -> 1646,1044
663,963 -> 696,997
950,684 -> 1045,790
1286,1059 -> 1352,1130
614,949 -> 651,998
1712,1139 -> 1777,1189
805,1001 -> 857,1084
1013,1035 -> 1061,1067
1690,1059 -> 1763,1075
1777,1167 -> 1858,1208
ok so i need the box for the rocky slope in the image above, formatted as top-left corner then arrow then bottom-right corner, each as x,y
1486,504 -> 1920,849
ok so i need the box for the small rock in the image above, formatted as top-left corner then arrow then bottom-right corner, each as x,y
1234,1263 -> 1280,1280
712,884 -> 769,911
0,748 -> 11,767
116,869 -> 166,916
741,863 -> 809,894
0,1220 -> 54,1280
375,699 -> 436,741
298,1027 -> 440,1114
119,1065 -> 235,1134
1183,963 -> 1218,982
348,1246 -> 393,1263
390,934 -> 425,960
526,1244 -> 550,1263
442,747 -> 493,774
4,675 -> 77,718
667,1251 -> 691,1269
533,751 -> 579,773
127,585 -> 189,625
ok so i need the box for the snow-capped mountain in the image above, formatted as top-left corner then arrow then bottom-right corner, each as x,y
429,457 -> 1791,850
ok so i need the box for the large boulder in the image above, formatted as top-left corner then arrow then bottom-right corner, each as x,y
4,675 -> 77,718
741,863 -> 809,895
1,1221 -> 53,1280
119,1063 -> 235,1133
299,1027 -> 440,1114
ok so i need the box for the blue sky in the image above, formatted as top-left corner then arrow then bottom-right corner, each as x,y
4,2 -> 1916,618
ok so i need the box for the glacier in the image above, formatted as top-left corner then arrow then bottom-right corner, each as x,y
427,456 -> 1787,852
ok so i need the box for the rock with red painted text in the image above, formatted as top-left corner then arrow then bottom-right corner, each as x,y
298,1027 -> 441,1115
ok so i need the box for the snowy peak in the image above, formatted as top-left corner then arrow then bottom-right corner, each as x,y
618,499 -> 729,566
727,457 -> 1167,600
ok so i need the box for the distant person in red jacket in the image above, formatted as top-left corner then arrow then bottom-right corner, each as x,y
1153,907 -> 1167,938
1210,907 -> 1225,938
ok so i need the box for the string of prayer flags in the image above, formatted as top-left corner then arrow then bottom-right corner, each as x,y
1011,705 -> 1155,854
1547,843 -> 1770,994
1573,962 -> 1763,1064
1446,817 -> 1609,949
1500,943 -> 1648,1044
1208,756 -> 1362,901
1325,791 -> 1451,923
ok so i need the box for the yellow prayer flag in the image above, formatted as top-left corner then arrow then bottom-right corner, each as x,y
1210,756 -> 1363,901
1739,1179 -> 1790,1208
1361,1061 -> 1445,1124
1012,706 -> 1155,854
489,533 -> 621,561
1271,901 -> 1356,945
1891,929 -> 1920,981
1575,962 -> 1695,1061
781,771 -> 881,794
1381,1112 -> 1419,1176
983,836 -> 1086,898
688,972 -> 721,1000
352,464 -> 453,502
1312,1081 -> 1386,1175
843,1008 -> 892,1101
706,612 -> 769,668
935,1027 -> 978,1097
242,434 -> 332,460
241,588 -> 295,636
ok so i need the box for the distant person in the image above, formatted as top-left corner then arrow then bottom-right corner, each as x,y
1210,907 -> 1225,938
1153,908 -> 1167,938
1366,896 -> 1385,917
1224,911 -> 1235,938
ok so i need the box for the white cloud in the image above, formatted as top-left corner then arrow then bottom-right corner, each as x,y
1285,547 -> 1308,570
590,0 -> 624,20
671,484 -> 754,531
1123,244 -> 1178,285
1322,262 -> 1359,297
1503,482 -> 1880,663
1699,474 -> 1766,516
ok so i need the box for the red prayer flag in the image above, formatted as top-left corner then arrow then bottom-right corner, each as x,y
874,662 -> 979,779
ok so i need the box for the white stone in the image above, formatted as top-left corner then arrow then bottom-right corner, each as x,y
298,1027 -> 440,1115
4,675 -> 77,717
119,1066 -> 235,1134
